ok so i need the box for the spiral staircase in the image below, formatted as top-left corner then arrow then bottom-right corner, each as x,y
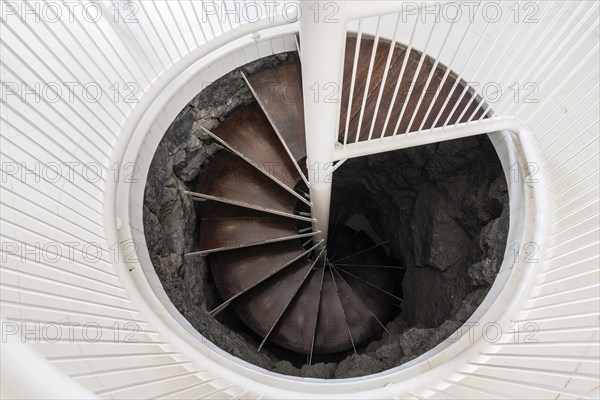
1,1 -> 599,399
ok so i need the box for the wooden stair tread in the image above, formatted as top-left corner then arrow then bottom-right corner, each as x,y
232,258 -> 314,343
210,240 -> 304,302
212,103 -> 301,190
199,203 -> 298,252
269,266 -> 323,353
196,150 -> 298,215
332,267 -> 383,345
246,61 -> 307,162
313,273 -> 354,353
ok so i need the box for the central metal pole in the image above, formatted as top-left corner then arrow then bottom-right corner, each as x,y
300,1 -> 347,248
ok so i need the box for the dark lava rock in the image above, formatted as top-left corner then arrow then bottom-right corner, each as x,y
272,360 -> 300,376
335,354 -> 389,378
301,362 -> 337,379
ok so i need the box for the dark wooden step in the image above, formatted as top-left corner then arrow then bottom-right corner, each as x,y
210,103 -> 302,191
313,272 -> 354,353
268,266 -> 324,354
210,240 -> 305,303
232,258 -> 315,346
198,203 -> 303,254
245,61 -> 307,162
331,267 -> 383,346
195,150 -> 299,217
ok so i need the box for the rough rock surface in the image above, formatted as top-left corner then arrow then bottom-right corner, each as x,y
144,52 -> 509,379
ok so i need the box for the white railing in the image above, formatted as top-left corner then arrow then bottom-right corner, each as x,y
1,1 -> 599,399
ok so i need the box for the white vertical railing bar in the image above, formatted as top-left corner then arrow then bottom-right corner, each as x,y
549,212 -> 600,240
108,0 -> 163,78
0,300 -> 150,323
547,225 -> 599,252
1,252 -> 125,293
47,352 -> 181,362
43,0 -> 137,104
130,2 -> 170,72
0,205 -> 107,255
354,16 -> 382,143
463,1 -> 560,123
480,4 -> 596,121
0,70 -> 112,165
481,1 -> 557,107
179,0 -> 199,49
418,1 -> 480,133
406,0 -> 465,134
429,11 -> 492,130
0,211 -> 114,265
367,13 -> 402,141
379,7 -> 420,139
224,0 -> 237,31
441,379 -> 514,399
481,353 -> 598,362
2,236 -> 118,276
392,5 -> 440,137
529,61 -> 599,129
496,2 -> 594,115
151,1 -> 183,59
0,22 -> 122,128
70,361 -> 190,379
540,255 -> 599,276
0,122 -> 106,208
467,362 -> 600,381
82,2 -> 153,88
553,181 -> 600,214
165,1 -> 191,54
152,377 -> 219,399
424,386 -> 461,400
498,16 -> 600,118
543,125 -> 600,177
540,83 -> 600,141
550,162 -> 598,193
201,1 -> 218,39
1,92 -> 110,169
343,19 -> 363,146
454,371 -> 594,398
1,267 -> 130,302
0,185 -> 106,241
2,8 -> 126,121
138,1 -> 176,67
93,371 -> 208,396
216,0 -> 230,32
450,5 -> 524,125
197,385 -> 235,399
0,283 -> 139,314
539,99 -> 600,149
0,39 -> 116,145
441,4 -> 519,127
188,0 -> 208,44
0,158 -> 102,229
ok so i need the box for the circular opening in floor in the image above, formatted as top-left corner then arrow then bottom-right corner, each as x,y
143,50 -> 509,379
